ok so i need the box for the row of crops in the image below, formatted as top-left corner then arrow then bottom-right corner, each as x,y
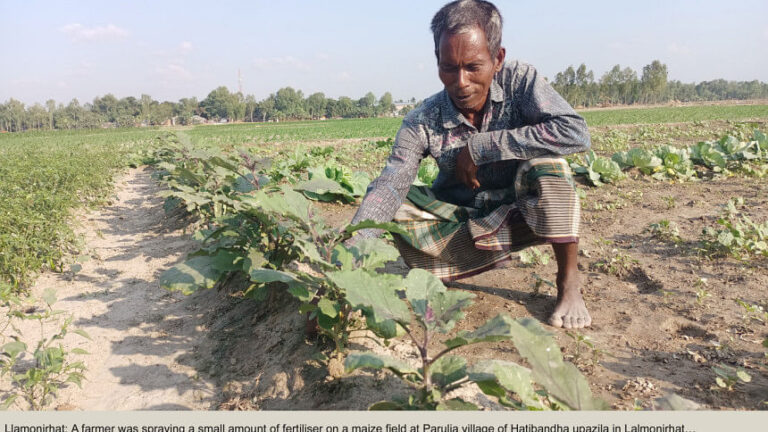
0,128 -> 159,292
147,132 -> 606,410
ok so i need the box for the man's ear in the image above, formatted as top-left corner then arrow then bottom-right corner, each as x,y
494,47 -> 506,72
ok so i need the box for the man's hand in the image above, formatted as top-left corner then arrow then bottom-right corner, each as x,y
456,145 -> 480,190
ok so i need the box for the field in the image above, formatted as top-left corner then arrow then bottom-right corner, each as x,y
1,105 -> 767,410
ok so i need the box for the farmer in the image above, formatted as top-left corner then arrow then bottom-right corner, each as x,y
349,0 -> 592,329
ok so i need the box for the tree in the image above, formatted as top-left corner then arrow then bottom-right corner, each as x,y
45,99 -> 56,129
641,60 -> 668,104
175,97 -> 199,125
336,96 -> 356,118
93,94 -> 119,122
274,87 -> 306,119
140,94 -> 154,126
378,92 -> 394,116
201,86 -> 233,120
306,92 -> 327,119
256,95 -> 276,122
357,92 -> 376,117
245,95 -> 258,122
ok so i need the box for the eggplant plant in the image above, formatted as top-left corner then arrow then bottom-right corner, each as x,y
343,269 -> 606,410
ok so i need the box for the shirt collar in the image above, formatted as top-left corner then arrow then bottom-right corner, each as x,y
441,78 -> 505,129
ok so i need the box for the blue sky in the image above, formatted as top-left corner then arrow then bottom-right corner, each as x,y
2,0 -> 767,106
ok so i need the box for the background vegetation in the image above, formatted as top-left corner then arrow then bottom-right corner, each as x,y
3,60 -> 768,133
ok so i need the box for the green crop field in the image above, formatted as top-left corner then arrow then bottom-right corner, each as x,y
579,104 -> 768,127
0,128 -> 158,291
3,104 -> 768,293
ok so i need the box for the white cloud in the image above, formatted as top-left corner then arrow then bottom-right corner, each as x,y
156,63 -> 193,81
338,71 -> 351,81
315,52 -> 330,61
59,23 -> 128,42
180,41 -> 193,54
667,43 -> 691,55
253,56 -> 310,71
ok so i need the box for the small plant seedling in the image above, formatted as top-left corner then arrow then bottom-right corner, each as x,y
694,278 -> 711,307
565,331 -> 605,369
591,249 -> 637,277
519,247 -> 551,267
0,288 -> 90,410
647,220 -> 682,243
734,298 -> 767,324
662,195 -> 677,209
530,273 -> 555,297
711,364 -> 751,391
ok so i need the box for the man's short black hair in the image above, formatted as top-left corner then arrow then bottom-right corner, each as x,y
430,0 -> 503,61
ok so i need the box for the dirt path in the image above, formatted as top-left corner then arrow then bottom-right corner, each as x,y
24,167 -> 215,410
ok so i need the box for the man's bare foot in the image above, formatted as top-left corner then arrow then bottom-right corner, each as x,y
548,274 -> 591,329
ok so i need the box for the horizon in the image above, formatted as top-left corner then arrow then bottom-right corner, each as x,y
2,0 -> 767,106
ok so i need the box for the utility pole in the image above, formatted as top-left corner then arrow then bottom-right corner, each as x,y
238,68 -> 243,94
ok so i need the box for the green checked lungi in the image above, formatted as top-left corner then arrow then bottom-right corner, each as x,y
392,157 -> 580,281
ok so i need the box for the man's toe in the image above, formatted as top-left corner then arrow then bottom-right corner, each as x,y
549,313 -> 564,328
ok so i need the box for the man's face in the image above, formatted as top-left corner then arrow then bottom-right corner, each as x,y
438,26 -> 504,118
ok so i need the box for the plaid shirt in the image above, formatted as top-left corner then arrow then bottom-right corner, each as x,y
351,59 -> 590,233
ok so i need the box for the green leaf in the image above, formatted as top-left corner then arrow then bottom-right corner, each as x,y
71,348 -> 89,355
249,268 -> 300,286
160,256 -> 224,295
405,269 -> 474,333
295,177 -> 354,202
210,249 -> 243,273
331,270 -> 410,324
345,352 -> 421,379
627,148 -> 662,173
1,395 -> 18,410
445,314 -> 517,348
242,248 -> 268,274
250,187 -> 311,223
297,240 -> 335,269
42,287 -> 57,306
436,399 -> 478,410
2,341 -> 27,358
345,220 -> 413,240
591,157 -> 624,184
503,317 -> 606,410
736,370 -> 752,383
429,355 -> 467,389
66,372 -> 85,387
331,245 -> 356,270
469,359 -> 543,409
317,298 -> 339,318
365,313 -> 406,340
73,329 -> 92,340
369,401 -> 405,410
351,238 -> 401,270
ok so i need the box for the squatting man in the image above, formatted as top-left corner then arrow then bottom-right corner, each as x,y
348,0 -> 592,328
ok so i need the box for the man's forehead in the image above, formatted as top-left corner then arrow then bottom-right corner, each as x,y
438,27 -> 491,60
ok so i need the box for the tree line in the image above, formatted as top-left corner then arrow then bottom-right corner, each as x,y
2,59 -> 768,132
551,60 -> 768,108
0,87 -> 397,132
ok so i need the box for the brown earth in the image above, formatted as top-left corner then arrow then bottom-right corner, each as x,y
4,165 -> 767,411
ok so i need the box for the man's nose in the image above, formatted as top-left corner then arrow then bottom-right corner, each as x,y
457,69 -> 470,88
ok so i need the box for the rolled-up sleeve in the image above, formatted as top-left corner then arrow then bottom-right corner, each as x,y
350,119 -> 427,236
467,64 -> 591,165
